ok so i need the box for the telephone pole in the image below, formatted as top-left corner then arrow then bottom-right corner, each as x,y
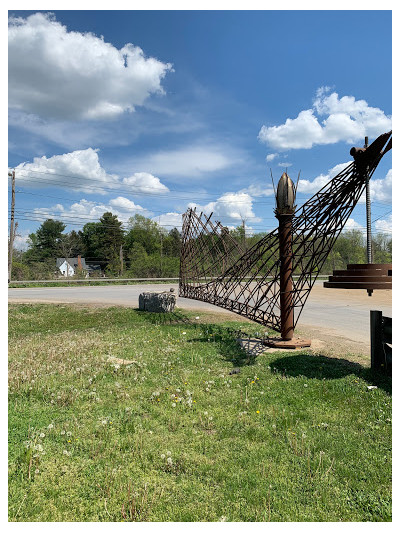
119,244 -> 124,276
8,170 -> 16,283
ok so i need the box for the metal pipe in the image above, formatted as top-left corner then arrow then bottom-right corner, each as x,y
365,136 -> 373,264
278,214 -> 294,340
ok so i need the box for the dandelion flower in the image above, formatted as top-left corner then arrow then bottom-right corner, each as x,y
166,451 -> 171,457
161,454 -> 166,459
167,457 -> 173,465
256,410 -> 260,414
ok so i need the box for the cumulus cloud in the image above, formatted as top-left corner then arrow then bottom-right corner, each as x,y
189,192 -> 260,224
266,153 -> 278,162
122,172 -> 169,194
370,169 -> 392,204
278,162 -> 292,168
12,148 -> 169,195
14,148 -> 119,192
297,162 -> 350,195
258,88 -> 391,150
31,197 -> 147,226
8,12 -> 173,120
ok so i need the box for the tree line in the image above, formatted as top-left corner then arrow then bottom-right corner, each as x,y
10,211 -> 392,280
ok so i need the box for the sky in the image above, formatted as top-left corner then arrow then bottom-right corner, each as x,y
8,8 -> 392,250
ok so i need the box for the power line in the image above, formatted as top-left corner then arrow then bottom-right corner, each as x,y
9,213 -> 393,235
9,169 -> 392,206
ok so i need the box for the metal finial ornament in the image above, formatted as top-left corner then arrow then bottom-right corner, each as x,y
179,131 -> 392,344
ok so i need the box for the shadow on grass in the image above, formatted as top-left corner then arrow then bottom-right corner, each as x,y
272,353 -> 391,394
187,324 -> 258,367
135,309 -> 193,326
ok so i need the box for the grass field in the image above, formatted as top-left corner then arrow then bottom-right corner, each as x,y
8,303 -> 391,522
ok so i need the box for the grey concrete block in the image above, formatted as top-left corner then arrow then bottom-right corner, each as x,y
138,292 -> 176,312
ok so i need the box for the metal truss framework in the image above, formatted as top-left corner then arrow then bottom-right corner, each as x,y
179,131 -> 392,331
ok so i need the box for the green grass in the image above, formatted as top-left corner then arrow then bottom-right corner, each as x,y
8,304 -> 391,522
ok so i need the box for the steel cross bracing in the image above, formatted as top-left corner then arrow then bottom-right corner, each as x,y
179,131 -> 392,330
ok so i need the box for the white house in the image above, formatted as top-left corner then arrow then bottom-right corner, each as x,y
57,259 -> 76,277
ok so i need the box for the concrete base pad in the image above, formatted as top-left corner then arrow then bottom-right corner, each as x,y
262,337 -> 311,349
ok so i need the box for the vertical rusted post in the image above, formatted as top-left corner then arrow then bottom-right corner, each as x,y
278,214 -> 294,340
275,172 -> 296,341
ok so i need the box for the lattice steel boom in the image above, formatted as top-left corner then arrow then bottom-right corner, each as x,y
179,131 -> 392,331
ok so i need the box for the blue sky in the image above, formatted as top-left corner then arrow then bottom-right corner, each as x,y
8,9 -> 392,249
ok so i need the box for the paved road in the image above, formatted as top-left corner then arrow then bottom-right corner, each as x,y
9,282 -> 391,346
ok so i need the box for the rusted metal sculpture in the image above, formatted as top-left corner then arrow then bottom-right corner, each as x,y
179,131 -> 392,335
324,263 -> 392,292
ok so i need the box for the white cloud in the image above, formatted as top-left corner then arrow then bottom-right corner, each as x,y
14,148 -> 119,192
8,13 -> 173,120
12,148 -> 169,195
266,153 -> 278,162
129,144 -> 239,178
109,197 -> 143,211
189,192 -> 260,223
375,214 -> 392,233
31,197 -> 147,226
370,169 -> 392,204
259,109 -> 323,150
13,232 -> 30,251
344,218 -> 364,232
122,172 -> 169,194
152,212 -> 183,230
278,162 -> 292,168
258,88 -> 391,150
297,162 -> 350,195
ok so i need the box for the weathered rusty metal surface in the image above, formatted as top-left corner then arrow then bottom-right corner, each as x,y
324,263 -> 392,290
179,131 -> 392,331
262,337 -> 311,349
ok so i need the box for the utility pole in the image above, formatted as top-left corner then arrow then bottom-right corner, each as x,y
119,244 -> 124,276
8,170 -> 16,283
159,216 -> 163,277
364,136 -> 373,264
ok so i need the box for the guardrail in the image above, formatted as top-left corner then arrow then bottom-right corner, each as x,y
370,310 -> 392,375
9,278 -> 180,284
9,275 -> 329,285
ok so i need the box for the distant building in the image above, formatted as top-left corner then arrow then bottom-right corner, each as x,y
56,255 -> 101,277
